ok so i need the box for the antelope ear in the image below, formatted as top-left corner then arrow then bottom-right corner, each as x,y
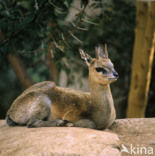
95,44 -> 108,59
79,49 -> 93,66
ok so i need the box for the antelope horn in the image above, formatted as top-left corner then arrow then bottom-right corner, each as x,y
104,44 -> 108,58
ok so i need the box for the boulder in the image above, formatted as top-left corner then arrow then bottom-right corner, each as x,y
110,118 -> 155,155
0,120 -> 120,156
0,118 -> 155,156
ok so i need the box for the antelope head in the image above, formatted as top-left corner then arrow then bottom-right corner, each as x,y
79,45 -> 119,85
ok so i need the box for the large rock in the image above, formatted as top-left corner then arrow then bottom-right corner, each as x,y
0,120 -> 120,156
110,118 -> 155,156
0,118 -> 155,156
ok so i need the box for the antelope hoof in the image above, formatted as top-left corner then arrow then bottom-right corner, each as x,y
27,119 -> 42,128
62,120 -> 75,127
66,122 -> 75,127
56,119 -> 67,126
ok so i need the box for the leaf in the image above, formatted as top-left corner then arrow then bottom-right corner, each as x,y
81,0 -> 89,9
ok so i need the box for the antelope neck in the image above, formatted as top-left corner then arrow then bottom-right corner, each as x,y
90,83 -> 113,107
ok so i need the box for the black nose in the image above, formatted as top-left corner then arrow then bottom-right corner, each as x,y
113,71 -> 119,78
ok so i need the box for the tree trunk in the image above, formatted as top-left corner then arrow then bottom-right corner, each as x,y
7,54 -> 34,89
47,43 -> 57,82
127,1 -> 155,118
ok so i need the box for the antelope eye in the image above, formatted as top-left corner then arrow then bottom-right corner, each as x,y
95,67 -> 107,74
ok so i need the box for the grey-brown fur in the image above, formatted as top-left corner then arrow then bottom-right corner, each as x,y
6,45 -> 118,129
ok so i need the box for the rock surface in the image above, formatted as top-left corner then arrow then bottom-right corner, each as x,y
0,120 -> 120,156
110,118 -> 155,156
0,118 -> 155,156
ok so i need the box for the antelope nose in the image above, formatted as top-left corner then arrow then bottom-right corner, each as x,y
113,71 -> 119,78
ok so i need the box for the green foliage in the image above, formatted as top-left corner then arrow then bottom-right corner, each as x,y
0,0 -> 72,62
0,0 -> 74,79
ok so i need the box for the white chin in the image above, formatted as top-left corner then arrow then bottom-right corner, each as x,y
108,77 -> 118,81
